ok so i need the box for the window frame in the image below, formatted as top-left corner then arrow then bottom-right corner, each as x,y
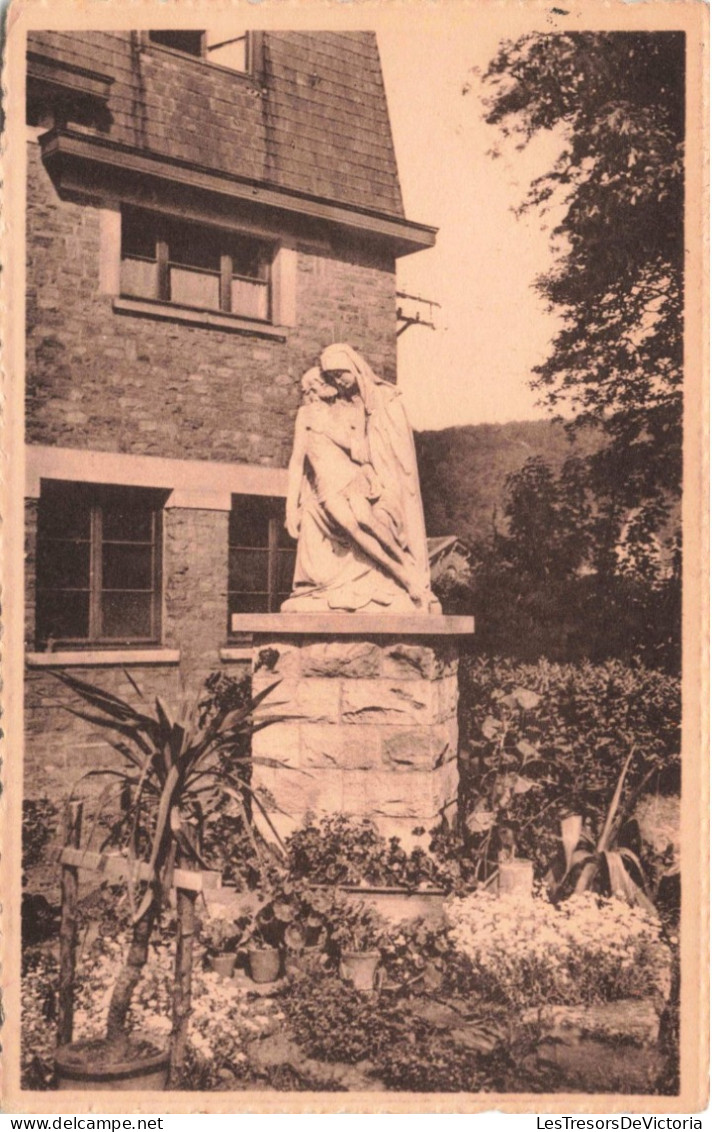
120,205 -> 274,325
228,495 -> 296,624
35,482 -> 165,649
146,31 -> 207,59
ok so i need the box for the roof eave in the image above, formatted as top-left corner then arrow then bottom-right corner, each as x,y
39,128 -> 437,256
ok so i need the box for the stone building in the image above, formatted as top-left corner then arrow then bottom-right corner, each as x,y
23,30 -> 436,800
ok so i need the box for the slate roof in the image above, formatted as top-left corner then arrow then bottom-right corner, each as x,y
27,30 -> 405,219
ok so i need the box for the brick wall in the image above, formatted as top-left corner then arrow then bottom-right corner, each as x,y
24,137 -> 399,805
162,507 -> 229,668
23,501 -> 249,802
26,139 -> 398,460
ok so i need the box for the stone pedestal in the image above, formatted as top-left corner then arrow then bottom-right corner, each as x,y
239,613 -> 474,848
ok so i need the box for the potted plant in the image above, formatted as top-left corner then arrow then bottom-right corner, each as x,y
241,882 -> 325,983
201,912 -> 239,978
49,668 -> 284,1090
281,883 -> 331,977
328,895 -> 389,991
245,918 -> 283,984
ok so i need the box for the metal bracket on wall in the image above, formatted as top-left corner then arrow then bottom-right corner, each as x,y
396,290 -> 441,336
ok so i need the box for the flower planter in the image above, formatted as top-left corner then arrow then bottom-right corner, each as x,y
209,952 -> 237,979
55,1038 -> 169,1092
248,946 -> 281,983
339,950 -> 381,991
339,886 -> 446,925
497,858 -> 534,897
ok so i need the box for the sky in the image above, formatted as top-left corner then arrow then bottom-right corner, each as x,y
209,19 -> 568,432
376,23 -> 566,430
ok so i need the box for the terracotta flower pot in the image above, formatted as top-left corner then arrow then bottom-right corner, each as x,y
339,950 -> 381,991
55,1037 -> 169,1092
248,946 -> 281,983
210,952 -> 237,978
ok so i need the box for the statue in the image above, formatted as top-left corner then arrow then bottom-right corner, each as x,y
281,344 -> 440,613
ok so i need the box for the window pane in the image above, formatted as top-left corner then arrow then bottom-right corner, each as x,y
231,278 -> 269,320
38,488 -> 90,540
229,548 -> 269,592
102,545 -> 153,591
277,549 -> 296,591
37,591 -> 90,641
228,236 -> 264,279
148,30 -> 204,56
122,209 -> 157,260
121,257 -> 157,299
102,593 -> 153,639
230,498 -> 271,547
170,266 -> 220,309
169,224 -> 221,272
103,506 -> 154,542
37,540 -> 91,590
275,508 -> 294,548
229,592 -> 270,615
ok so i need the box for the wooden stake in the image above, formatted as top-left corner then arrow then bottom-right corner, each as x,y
169,878 -> 197,1086
57,801 -> 83,1048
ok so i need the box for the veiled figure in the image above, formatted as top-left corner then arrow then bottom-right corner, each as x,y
281,344 -> 439,613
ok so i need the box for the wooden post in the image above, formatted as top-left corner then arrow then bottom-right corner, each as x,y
57,801 -> 83,1048
169,877 -> 197,1086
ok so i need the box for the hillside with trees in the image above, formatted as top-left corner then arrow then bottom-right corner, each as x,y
416,419 -> 602,546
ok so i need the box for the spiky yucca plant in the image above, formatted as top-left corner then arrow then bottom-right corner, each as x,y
51,668 -> 286,1054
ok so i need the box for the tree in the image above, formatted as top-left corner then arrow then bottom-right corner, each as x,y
482,32 -> 684,517
501,455 -> 593,581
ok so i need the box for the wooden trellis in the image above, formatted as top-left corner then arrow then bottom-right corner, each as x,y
57,801 -> 221,1083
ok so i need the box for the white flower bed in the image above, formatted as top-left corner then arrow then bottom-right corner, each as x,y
445,890 -> 671,1008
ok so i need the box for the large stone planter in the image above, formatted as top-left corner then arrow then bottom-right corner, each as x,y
340,885 -> 446,924
241,613 -> 473,847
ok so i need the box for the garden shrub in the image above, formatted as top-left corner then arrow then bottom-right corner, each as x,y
280,970 -> 512,1092
457,656 -> 681,880
281,970 -> 408,1064
375,1028 -> 506,1092
286,813 -> 453,890
22,798 -> 60,875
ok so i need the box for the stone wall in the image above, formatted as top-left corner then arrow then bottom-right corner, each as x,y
250,635 -> 461,847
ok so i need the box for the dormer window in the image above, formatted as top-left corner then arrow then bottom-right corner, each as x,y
147,31 -> 206,58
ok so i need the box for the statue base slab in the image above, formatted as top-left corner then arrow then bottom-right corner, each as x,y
249,617 -> 474,849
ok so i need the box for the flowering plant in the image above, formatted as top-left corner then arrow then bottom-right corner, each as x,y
70,931 -> 282,1088
286,814 -> 448,890
243,881 -> 332,952
326,895 -> 389,954
200,909 -> 239,956
445,889 -> 671,1008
